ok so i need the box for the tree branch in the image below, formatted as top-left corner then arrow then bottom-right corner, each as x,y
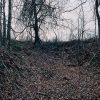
63,0 -> 87,12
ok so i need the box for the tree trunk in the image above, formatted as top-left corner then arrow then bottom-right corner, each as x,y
98,19 -> 100,40
2,0 -> 6,46
33,1 -> 41,47
34,17 -> 41,46
7,0 -> 12,49
34,25 -> 41,45
0,1 -> 2,45
95,0 -> 100,47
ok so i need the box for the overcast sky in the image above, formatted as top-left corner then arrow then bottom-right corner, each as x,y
5,0 -> 97,41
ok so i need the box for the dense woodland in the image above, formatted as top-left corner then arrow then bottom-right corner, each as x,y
0,0 -> 100,99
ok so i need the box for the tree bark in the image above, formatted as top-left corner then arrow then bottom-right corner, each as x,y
96,0 -> 100,41
2,0 -> 6,46
7,0 -> 12,49
0,1 -> 2,45
32,1 -> 41,47
34,24 -> 41,45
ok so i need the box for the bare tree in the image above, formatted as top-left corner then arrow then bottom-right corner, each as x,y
95,0 -> 100,42
0,0 -> 2,45
20,0 -> 58,46
7,0 -> 12,49
2,0 -> 6,46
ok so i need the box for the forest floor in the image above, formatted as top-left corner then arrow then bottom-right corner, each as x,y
0,39 -> 100,100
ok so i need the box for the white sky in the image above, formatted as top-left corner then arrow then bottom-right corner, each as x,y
5,0 -> 98,41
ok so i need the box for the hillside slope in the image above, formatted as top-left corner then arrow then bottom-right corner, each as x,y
0,40 -> 100,99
